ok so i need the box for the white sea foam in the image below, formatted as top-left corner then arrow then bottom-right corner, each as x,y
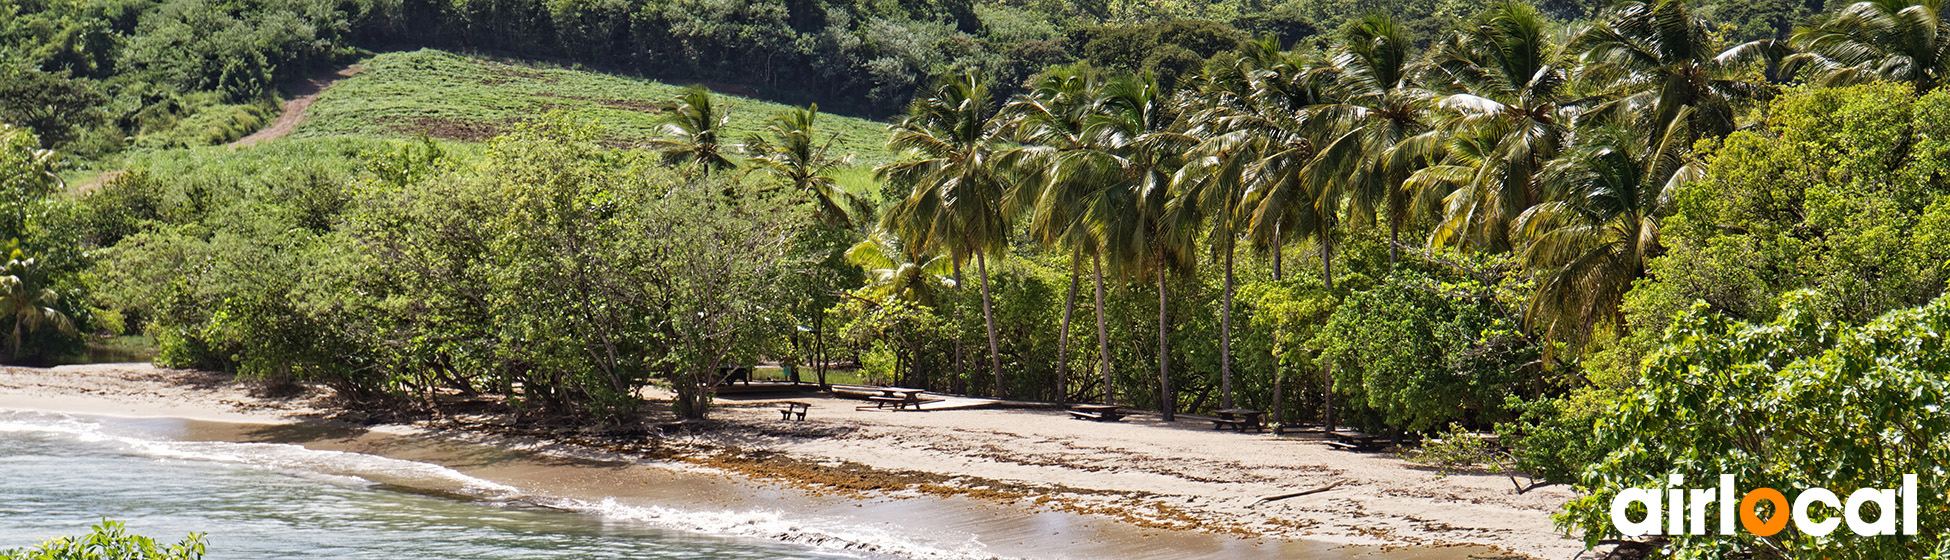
550,497 -> 1005,560
0,410 -> 517,497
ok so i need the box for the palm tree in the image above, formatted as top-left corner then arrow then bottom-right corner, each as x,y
1174,108 -> 1260,411
845,229 -> 955,307
1408,1 -> 1575,253
877,73 -> 1017,398
0,252 -> 74,363
1569,0 -> 1772,152
1312,13 -> 1438,266
1788,0 -> 1950,92
648,85 -> 736,174
744,104 -> 869,228
1516,124 -> 1703,350
843,228 -> 956,388
1064,73 -> 1199,420
1188,42 -> 1341,287
1004,64 -> 1109,404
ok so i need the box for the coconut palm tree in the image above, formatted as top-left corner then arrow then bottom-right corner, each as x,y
1788,0 -> 1950,92
1408,1 -> 1576,253
1004,64 -> 1109,404
744,104 -> 869,228
876,73 -> 1017,398
1062,73 -> 1199,420
1311,13 -> 1438,266
1569,0 -> 1773,152
1188,43 -> 1341,287
648,85 -> 736,174
845,229 -> 955,307
0,252 -> 74,363
1516,123 -> 1703,350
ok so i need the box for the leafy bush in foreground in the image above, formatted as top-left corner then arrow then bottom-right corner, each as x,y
2,520 -> 205,560
1561,292 -> 1950,557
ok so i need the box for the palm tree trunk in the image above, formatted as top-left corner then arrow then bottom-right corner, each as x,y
1055,250 -> 1080,404
976,250 -> 1003,398
1321,234 -> 1335,290
1093,250 -> 1114,405
1272,223 -> 1283,281
1220,236 -> 1235,410
1156,249 -> 1175,422
1389,214 -> 1400,267
1324,360 -> 1336,433
952,259 -> 967,395
1272,367 -> 1285,434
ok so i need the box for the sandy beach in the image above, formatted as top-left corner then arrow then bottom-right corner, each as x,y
0,363 -> 1589,559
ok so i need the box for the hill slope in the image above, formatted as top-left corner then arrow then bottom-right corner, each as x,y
294,49 -> 899,165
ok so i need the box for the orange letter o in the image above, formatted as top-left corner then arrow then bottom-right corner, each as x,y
1741,488 -> 1790,536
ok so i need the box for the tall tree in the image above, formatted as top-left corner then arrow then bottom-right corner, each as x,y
1517,124 -> 1703,350
744,104 -> 869,228
877,73 -> 1017,398
1005,64 -> 1109,403
649,85 -> 737,174
1788,0 -> 1950,92
1570,0 -> 1772,152
1409,1 -> 1575,253
1065,73 -> 1199,420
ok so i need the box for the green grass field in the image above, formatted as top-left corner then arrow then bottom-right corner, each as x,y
296,49 -> 901,166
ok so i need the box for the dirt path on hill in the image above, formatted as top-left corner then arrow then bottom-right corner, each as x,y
230,65 -> 362,148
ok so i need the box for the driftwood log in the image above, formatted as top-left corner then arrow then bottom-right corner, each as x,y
1250,481 -> 1343,506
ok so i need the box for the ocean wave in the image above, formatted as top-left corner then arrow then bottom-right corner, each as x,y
544,497 -> 1005,560
0,410 -> 517,498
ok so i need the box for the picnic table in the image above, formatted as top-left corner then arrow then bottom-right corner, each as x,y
1211,408 -> 1266,433
1324,430 -> 1407,451
778,401 -> 810,421
1067,404 -> 1127,422
861,387 -> 928,410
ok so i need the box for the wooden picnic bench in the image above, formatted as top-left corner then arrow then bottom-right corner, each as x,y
859,387 -> 928,410
778,401 -> 810,421
1212,408 -> 1266,433
1325,430 -> 1409,451
1067,404 -> 1127,422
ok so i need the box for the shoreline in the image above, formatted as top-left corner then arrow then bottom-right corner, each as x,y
0,363 -> 1587,559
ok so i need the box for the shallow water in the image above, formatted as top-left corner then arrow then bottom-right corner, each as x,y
0,410 -> 1519,560
0,411 -> 860,559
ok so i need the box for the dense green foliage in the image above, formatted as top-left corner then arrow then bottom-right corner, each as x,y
88,121 -> 816,420
2,520 -> 205,560
3,0 -> 1829,158
1562,292 -> 1950,557
10,0 -> 1950,554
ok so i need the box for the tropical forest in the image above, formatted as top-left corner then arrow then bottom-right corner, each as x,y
4,0 -> 1950,556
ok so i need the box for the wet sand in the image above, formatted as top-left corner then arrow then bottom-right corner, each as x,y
146,417 -> 1518,560
0,364 -> 1583,559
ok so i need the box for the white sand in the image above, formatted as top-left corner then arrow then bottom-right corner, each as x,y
0,364 -> 1588,559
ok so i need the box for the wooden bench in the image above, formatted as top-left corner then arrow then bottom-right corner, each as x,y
778,401 -> 810,421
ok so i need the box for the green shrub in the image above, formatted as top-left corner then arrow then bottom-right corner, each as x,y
1,520 -> 205,560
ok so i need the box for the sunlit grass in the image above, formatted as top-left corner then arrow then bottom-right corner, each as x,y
296,49 -> 900,166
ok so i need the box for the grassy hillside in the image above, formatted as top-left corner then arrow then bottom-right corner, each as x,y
296,49 -> 900,165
